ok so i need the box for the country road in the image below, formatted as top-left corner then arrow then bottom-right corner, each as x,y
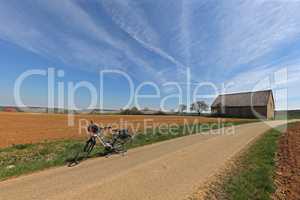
0,121 -> 289,200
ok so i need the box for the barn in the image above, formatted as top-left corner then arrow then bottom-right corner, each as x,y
211,90 -> 275,119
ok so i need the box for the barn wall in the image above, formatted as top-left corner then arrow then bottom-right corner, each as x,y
267,95 -> 275,119
252,106 -> 268,119
211,106 -> 268,119
226,107 -> 250,118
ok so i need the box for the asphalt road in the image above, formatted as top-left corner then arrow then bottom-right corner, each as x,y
0,121 -> 289,200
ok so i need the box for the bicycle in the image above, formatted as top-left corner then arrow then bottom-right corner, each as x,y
84,128 -> 132,155
68,127 -> 132,166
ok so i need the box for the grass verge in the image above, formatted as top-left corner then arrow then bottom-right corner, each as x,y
0,120 -> 256,181
205,124 -> 287,200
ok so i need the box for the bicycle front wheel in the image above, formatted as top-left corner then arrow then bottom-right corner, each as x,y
83,140 -> 95,155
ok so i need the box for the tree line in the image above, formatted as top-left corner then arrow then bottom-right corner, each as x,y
120,101 -> 208,116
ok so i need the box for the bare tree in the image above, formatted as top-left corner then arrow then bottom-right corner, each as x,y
190,101 -> 208,115
143,107 -> 150,111
178,104 -> 187,114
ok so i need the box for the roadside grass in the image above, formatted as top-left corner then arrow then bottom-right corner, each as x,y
0,120 -> 256,181
0,140 -> 93,180
208,124 -> 287,200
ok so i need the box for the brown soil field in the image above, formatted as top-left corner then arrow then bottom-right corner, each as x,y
0,112 -> 249,148
273,122 -> 300,200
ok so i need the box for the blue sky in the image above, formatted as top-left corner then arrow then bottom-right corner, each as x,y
0,0 -> 300,110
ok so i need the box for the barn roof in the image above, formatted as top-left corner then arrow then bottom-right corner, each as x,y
211,90 -> 273,108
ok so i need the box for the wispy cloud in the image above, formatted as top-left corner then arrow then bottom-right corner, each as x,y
0,1 -> 120,67
227,58 -> 300,90
0,0 -> 163,80
226,58 -> 300,109
1,0 -> 300,109
216,0 -> 300,69
101,0 -> 189,76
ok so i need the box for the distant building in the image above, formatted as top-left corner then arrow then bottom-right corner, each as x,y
3,107 -> 17,112
211,90 -> 275,119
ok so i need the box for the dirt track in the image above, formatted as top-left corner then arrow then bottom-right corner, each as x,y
0,112 -> 247,148
0,121 -> 289,200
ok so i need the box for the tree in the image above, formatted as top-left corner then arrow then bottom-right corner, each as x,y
120,107 -> 143,115
154,110 -> 166,115
178,104 -> 187,114
131,106 -> 139,113
190,101 -> 208,115
142,107 -> 150,111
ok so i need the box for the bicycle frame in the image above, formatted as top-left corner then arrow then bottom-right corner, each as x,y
91,132 -> 113,149
87,128 -> 131,154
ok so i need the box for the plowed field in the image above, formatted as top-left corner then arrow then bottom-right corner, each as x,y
273,122 -> 300,200
0,112 -> 248,148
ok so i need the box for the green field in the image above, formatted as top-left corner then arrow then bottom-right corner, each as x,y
275,110 -> 300,120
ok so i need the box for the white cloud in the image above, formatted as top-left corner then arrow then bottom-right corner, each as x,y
37,0 -> 117,47
226,58 -> 300,109
0,0 -> 168,83
0,1 -> 117,65
217,0 -> 300,69
101,0 -> 188,74
1,0 -> 300,100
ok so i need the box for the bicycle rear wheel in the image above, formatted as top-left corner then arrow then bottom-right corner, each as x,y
112,140 -> 127,154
